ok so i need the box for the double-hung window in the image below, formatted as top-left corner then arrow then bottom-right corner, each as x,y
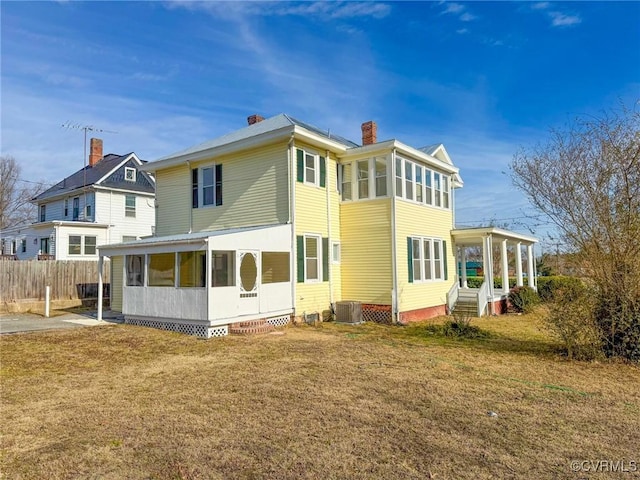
39,205 -> 46,222
408,236 -> 447,283
339,163 -> 352,201
375,158 -> 387,197
442,176 -> 450,209
68,235 -> 82,255
192,164 -> 223,208
415,166 -> 423,203
304,235 -> 320,282
404,160 -> 414,201
434,173 -> 442,207
425,169 -> 433,205
297,149 -> 326,187
125,195 -> 136,217
395,157 -> 403,197
357,160 -> 369,199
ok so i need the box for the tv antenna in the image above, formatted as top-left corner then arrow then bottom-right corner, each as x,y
61,122 -> 118,209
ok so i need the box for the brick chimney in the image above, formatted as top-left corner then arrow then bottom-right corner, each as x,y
247,114 -> 265,125
89,138 -> 103,166
361,121 -> 377,145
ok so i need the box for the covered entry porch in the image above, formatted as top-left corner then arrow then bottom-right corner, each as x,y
448,227 -> 538,316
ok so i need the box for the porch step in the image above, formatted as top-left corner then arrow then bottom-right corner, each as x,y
229,318 -> 275,335
452,301 -> 478,317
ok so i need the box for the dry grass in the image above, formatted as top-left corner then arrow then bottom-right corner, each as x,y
1,313 -> 639,479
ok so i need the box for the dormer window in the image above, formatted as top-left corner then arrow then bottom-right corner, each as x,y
125,167 -> 136,182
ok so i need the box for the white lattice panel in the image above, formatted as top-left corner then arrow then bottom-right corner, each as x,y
125,317 -> 227,339
266,315 -> 290,327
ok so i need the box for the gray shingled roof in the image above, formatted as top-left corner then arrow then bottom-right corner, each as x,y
34,153 -> 154,202
158,113 -> 359,161
418,144 -> 442,156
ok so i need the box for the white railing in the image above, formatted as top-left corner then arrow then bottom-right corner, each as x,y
446,280 -> 459,314
477,280 -> 489,317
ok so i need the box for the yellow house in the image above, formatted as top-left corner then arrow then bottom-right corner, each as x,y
98,114 -> 537,337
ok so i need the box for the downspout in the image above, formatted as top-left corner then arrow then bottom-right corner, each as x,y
54,223 -> 60,260
325,149 -> 334,308
288,134 -> 296,320
451,175 -> 455,229
186,160 -> 193,234
390,149 -> 399,324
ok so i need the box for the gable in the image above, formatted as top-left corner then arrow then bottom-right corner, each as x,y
100,158 -> 155,194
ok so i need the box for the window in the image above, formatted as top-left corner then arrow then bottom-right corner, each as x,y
415,166 -> 423,203
148,253 -> 175,287
86,204 -> 92,220
194,164 -> 223,208
395,157 -> 403,197
296,149 -> 325,187
304,235 -> 320,282
21,239 -> 27,253
84,236 -> 97,255
357,160 -> 369,199
408,237 -> 447,283
124,167 -> 136,182
340,163 -> 352,201
331,242 -> 341,264
40,238 -> 49,254
122,236 -> 137,243
404,160 -> 413,201
179,251 -> 206,288
126,255 -> 145,286
261,252 -> 290,284
39,205 -> 46,222
64,199 -> 68,217
212,250 -> 235,287
69,235 -> 82,255
73,197 -> 79,220
434,173 -> 442,207
375,158 -> 387,197
425,169 -> 433,205
442,176 -> 450,209
125,195 -> 136,217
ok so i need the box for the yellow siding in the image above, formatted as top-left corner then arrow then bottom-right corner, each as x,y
294,143 -> 342,315
192,143 -> 289,231
111,255 -> 123,312
395,201 -> 455,312
155,165 -> 190,236
340,199 -> 392,304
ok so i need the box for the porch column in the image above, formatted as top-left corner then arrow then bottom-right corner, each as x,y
515,242 -> 523,287
527,244 -> 535,289
483,235 -> 494,296
97,255 -> 104,322
460,246 -> 468,288
501,239 -> 509,294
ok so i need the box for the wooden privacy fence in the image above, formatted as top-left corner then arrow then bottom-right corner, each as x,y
0,260 -> 110,303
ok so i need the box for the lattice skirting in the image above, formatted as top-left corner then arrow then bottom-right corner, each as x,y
362,305 -> 393,324
266,314 -> 291,327
125,317 -> 228,339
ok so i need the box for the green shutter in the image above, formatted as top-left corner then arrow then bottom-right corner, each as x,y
319,156 -> 326,188
443,240 -> 448,280
407,237 -> 413,283
322,237 -> 329,281
296,149 -> 304,183
297,235 -> 304,283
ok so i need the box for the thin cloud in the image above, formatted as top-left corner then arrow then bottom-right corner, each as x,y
439,1 -> 477,22
531,2 -> 550,10
165,1 -> 391,20
456,28 -> 469,35
442,2 -> 464,14
549,11 -> 582,27
460,12 -> 476,22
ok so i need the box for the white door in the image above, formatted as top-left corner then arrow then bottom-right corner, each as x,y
238,250 -> 259,315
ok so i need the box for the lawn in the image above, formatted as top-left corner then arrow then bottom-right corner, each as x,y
1,313 -> 639,479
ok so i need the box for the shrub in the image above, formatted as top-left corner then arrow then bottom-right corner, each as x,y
537,276 -> 586,303
508,286 -> 540,313
442,311 -> 489,339
595,293 -> 640,361
543,289 -> 603,361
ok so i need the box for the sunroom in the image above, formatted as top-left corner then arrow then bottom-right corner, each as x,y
97,224 -> 293,338
448,227 -> 538,317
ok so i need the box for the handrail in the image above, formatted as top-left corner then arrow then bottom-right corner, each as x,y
446,280 -> 459,314
477,280 -> 489,317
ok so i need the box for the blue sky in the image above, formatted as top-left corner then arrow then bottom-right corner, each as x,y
2,1 -> 639,247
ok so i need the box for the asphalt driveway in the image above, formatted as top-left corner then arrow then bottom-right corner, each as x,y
0,311 -> 116,335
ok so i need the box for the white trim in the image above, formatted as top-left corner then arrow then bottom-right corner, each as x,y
95,153 -> 140,185
331,241 -> 341,264
124,166 -> 137,182
410,235 -> 445,283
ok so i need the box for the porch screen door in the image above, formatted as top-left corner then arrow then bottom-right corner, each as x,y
237,250 -> 259,315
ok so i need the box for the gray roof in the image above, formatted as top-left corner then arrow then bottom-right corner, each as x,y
418,144 -> 442,156
158,113 -> 359,161
34,153 -> 154,202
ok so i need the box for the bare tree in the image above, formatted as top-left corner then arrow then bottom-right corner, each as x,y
0,156 -> 46,230
510,105 -> 640,359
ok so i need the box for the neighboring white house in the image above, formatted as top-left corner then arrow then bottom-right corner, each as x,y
0,138 -> 155,260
